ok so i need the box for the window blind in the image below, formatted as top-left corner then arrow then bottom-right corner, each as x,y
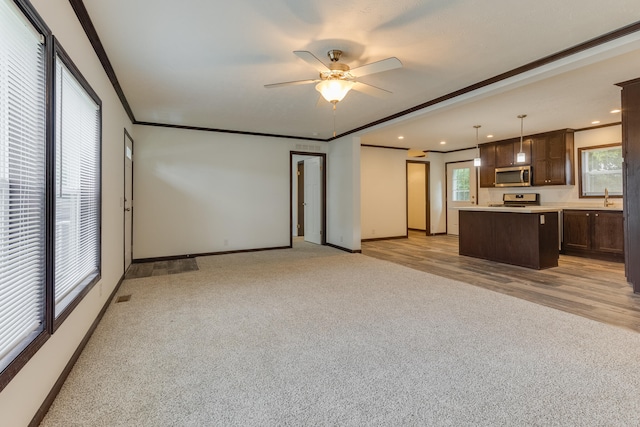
0,0 -> 47,369
54,57 -> 100,316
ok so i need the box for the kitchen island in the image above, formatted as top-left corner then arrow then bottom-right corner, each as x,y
457,206 -> 561,269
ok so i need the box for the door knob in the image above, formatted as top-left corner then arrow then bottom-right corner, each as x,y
124,208 -> 131,212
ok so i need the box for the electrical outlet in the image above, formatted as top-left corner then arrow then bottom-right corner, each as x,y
223,239 -> 228,246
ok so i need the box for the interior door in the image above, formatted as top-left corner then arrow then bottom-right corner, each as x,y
297,161 -> 304,236
407,162 -> 429,233
446,161 -> 477,235
304,157 -> 322,244
124,131 -> 133,270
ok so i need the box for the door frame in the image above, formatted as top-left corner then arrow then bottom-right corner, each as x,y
406,160 -> 430,235
296,161 -> 304,236
123,129 -> 134,272
445,159 -> 478,235
290,151 -> 326,247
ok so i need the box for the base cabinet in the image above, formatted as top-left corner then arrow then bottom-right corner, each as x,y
459,210 -> 559,269
562,210 -> 624,262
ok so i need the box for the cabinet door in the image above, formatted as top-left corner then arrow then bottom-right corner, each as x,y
479,144 -> 495,188
592,211 -> 624,255
514,138 -> 532,165
563,210 -> 591,251
495,141 -> 515,167
546,132 -> 566,185
532,136 -> 548,186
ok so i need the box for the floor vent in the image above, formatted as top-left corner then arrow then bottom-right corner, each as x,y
116,294 -> 132,303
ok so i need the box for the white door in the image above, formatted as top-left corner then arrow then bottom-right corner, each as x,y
446,161 -> 477,235
304,157 -> 322,244
124,132 -> 133,270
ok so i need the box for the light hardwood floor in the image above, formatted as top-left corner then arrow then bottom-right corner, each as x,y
362,231 -> 640,333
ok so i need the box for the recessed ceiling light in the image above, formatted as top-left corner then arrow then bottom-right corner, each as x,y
592,120 -> 600,124
398,136 -> 404,140
487,135 -> 494,138
440,141 -> 446,145
610,109 -> 621,114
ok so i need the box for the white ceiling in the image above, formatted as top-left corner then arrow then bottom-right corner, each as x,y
82,0 -> 640,150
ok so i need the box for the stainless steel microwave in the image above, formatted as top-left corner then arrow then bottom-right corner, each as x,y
495,165 -> 531,187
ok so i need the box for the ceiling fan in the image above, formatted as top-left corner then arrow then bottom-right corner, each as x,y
265,50 -> 402,106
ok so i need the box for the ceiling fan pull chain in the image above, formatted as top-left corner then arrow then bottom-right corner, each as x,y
332,102 -> 337,137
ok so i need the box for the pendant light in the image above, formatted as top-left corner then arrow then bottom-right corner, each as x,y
473,125 -> 481,166
516,114 -> 527,163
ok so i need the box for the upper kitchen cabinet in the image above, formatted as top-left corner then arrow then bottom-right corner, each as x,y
531,130 -> 575,186
479,129 -> 569,188
495,138 -> 531,168
479,143 -> 496,187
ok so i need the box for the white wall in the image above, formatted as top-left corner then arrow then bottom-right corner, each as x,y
360,147 -> 407,239
133,125 -> 330,259
0,1 -> 134,425
327,136 -> 361,250
478,126 -> 623,208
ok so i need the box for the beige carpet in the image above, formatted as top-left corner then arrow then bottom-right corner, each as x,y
40,242 -> 640,426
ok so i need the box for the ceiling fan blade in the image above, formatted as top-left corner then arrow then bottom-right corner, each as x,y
352,81 -> 392,98
350,57 -> 402,77
264,79 -> 319,88
294,50 -> 329,73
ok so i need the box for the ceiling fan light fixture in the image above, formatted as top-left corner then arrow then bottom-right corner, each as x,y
315,79 -> 355,103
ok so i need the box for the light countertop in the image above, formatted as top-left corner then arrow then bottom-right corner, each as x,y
456,206 -> 563,214
456,205 -> 623,213
559,206 -> 623,211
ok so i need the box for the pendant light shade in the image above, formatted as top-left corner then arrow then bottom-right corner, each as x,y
316,79 -> 355,103
473,125 -> 481,166
517,114 -> 527,163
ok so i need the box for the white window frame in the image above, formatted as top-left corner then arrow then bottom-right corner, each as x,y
578,143 -> 623,198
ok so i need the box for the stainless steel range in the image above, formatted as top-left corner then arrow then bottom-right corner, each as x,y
494,193 -> 541,208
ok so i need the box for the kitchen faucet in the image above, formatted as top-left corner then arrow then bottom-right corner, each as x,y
604,188 -> 614,207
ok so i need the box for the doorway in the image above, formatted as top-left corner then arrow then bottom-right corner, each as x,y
290,152 -> 326,246
407,161 -> 430,235
446,160 -> 477,235
124,129 -> 134,271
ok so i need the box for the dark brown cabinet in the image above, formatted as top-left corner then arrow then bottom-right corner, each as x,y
479,129 -> 571,188
459,210 -> 559,269
479,143 -> 496,187
562,210 -> 624,262
618,78 -> 640,292
495,138 -> 531,168
532,130 -> 574,186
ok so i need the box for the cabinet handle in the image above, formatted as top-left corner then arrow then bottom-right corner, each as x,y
586,213 -> 590,216
595,213 -> 599,217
